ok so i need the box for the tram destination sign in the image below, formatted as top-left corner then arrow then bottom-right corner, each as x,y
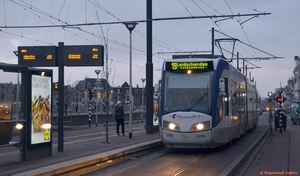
166,61 -> 214,72
64,45 -> 104,66
18,46 -> 56,67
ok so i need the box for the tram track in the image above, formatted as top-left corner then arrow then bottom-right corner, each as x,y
87,124 -> 269,176
26,139 -> 163,176
168,153 -> 209,176
92,147 -> 214,176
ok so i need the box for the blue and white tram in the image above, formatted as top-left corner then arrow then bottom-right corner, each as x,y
159,57 -> 258,148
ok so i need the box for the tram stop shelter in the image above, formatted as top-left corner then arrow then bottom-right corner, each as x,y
0,62 -> 53,165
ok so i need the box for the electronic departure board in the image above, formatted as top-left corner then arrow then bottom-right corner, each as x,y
166,61 -> 214,72
64,45 -> 104,66
17,44 -> 104,67
18,46 -> 56,67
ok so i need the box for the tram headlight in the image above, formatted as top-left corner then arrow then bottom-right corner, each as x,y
163,121 -> 180,131
191,121 -> 210,131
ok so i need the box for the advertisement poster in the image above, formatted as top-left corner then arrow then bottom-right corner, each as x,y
153,97 -> 159,126
31,75 -> 51,144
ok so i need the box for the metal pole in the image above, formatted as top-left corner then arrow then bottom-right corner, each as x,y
212,27 -> 214,56
146,0 -> 154,134
141,78 -> 145,118
4,84 -> 6,103
57,42 -> 64,152
88,99 -> 91,127
124,22 -> 137,138
88,87 -> 92,128
129,30 -> 133,138
237,52 -> 239,71
104,40 -> 110,144
16,70 -> 20,119
95,70 -> 101,126
96,74 -> 98,126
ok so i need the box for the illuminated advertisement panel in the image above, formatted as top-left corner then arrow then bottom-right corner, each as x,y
31,75 -> 51,144
153,97 -> 159,126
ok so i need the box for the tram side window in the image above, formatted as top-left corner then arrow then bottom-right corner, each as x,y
231,83 -> 238,116
224,78 -> 229,116
239,84 -> 246,116
216,95 -> 222,125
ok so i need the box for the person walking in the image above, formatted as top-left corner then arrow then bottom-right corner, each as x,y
114,101 -> 125,137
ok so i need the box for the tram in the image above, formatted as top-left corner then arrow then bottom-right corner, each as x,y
159,57 -> 258,148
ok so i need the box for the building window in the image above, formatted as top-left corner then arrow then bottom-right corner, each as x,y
135,89 -> 139,94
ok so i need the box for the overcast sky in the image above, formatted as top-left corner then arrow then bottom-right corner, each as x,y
0,0 -> 299,97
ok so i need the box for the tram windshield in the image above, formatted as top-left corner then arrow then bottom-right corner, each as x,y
163,71 -> 213,115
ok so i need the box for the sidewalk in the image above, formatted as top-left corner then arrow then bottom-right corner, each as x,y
2,113 -> 299,176
0,123 -> 160,176
234,114 -> 300,176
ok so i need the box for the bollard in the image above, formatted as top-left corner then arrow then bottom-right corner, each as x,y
89,100 -> 91,127
279,112 -> 283,133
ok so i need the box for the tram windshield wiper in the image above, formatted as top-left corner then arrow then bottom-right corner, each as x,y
186,93 -> 207,112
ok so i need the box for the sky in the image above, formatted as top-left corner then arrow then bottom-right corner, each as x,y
0,0 -> 299,98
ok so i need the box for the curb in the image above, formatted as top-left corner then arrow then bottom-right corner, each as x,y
12,139 -> 162,176
218,125 -> 269,176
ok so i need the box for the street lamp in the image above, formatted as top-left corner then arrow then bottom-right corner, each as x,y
95,69 -> 101,126
141,78 -> 146,118
124,22 -> 138,139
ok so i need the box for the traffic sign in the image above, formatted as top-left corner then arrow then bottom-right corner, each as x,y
268,98 -> 272,103
276,97 -> 283,103
268,104 -> 273,109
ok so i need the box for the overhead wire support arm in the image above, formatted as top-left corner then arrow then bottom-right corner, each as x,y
239,66 -> 262,70
0,12 -> 271,29
231,57 -> 284,60
240,15 -> 258,25
214,17 -> 234,23
156,50 -> 211,55
215,30 -> 279,58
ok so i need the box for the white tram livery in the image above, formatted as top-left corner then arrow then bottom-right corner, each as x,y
159,57 -> 258,148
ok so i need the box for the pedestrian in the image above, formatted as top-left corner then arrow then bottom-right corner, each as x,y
113,101 -> 125,137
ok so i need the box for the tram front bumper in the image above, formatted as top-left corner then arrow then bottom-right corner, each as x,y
161,129 -> 212,148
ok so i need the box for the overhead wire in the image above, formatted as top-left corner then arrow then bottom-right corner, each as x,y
179,0 -> 193,16
229,0 -> 262,13
58,0 -> 67,20
13,0 -> 67,25
224,0 -> 258,57
215,30 -> 278,58
0,29 -> 53,45
173,1 -> 223,55
199,0 -> 223,15
2,0 -> 7,26
217,45 -> 259,68
191,0 -> 233,55
88,0 -> 181,54
87,0 -> 182,60
8,1 -> 139,54
2,1 -> 274,71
